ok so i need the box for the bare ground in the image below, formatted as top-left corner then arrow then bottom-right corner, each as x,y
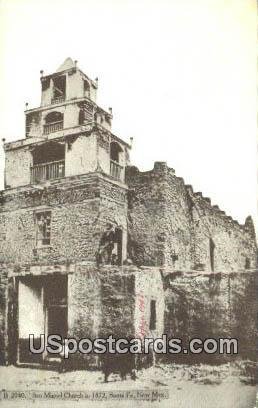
0,363 -> 256,408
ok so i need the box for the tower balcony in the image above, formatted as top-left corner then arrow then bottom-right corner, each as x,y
110,160 -> 123,181
31,160 -> 65,183
43,120 -> 64,135
51,96 -> 65,105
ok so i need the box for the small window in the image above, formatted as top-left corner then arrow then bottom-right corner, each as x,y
149,300 -> 157,330
245,258 -> 250,270
36,211 -> 51,246
209,238 -> 215,272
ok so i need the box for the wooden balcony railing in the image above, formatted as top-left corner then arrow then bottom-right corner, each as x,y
110,160 -> 123,181
43,121 -> 63,135
51,96 -> 65,104
31,160 -> 65,183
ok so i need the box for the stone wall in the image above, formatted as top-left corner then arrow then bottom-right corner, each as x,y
99,267 -> 135,339
126,162 -> 257,273
126,164 -> 168,266
0,174 -> 128,264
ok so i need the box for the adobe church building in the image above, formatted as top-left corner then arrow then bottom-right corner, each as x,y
0,58 -> 256,368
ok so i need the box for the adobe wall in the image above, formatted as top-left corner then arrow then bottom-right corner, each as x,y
0,174 -> 128,264
67,265 -> 257,365
163,269 -> 257,363
65,134 -> 97,177
0,261 -> 256,367
5,147 -> 32,189
126,162 -> 257,273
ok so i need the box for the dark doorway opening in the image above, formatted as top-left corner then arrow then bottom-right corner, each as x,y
32,142 -> 65,166
17,275 -> 68,365
45,275 -> 68,340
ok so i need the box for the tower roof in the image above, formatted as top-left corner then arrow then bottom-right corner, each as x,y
56,57 -> 76,73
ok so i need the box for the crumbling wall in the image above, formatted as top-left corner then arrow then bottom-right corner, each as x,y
164,270 -> 257,364
126,164 -> 168,266
126,162 -> 257,273
186,187 -> 257,272
67,265 -> 164,367
126,163 -> 194,268
99,267 -> 135,338
161,166 -> 193,269
67,266 -> 135,368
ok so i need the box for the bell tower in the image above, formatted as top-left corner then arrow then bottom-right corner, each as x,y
40,57 -> 98,108
4,58 -> 130,188
2,57 -> 130,269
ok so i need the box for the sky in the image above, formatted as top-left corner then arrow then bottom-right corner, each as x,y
0,0 -> 257,228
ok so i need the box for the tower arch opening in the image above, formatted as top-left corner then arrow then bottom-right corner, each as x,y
110,141 -> 123,163
52,75 -> 66,104
31,141 -> 65,183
